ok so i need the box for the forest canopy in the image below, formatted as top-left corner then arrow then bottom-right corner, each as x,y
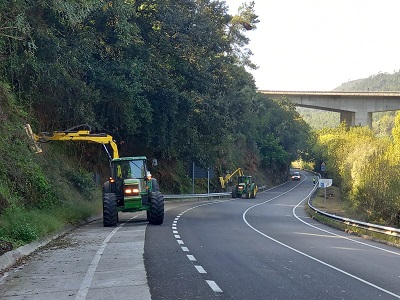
0,0 -> 311,188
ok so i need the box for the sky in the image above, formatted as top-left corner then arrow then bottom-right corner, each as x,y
225,0 -> 400,91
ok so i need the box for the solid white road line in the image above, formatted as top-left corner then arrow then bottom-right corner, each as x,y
243,181 -> 400,299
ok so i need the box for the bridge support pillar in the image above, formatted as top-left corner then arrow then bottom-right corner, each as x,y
340,111 -> 355,127
340,111 -> 372,128
354,111 -> 372,128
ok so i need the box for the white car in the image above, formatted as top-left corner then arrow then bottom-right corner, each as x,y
291,171 -> 301,181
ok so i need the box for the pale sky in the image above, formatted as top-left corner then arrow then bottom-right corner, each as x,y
225,0 -> 400,91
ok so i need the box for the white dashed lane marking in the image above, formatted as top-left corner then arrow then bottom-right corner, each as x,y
206,280 -> 223,293
187,255 -> 196,261
195,265 -> 207,274
172,203 -> 224,293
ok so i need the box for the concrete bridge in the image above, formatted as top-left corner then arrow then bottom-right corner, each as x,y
259,90 -> 400,127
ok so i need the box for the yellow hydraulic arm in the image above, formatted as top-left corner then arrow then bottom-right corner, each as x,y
25,124 -> 119,159
219,168 -> 244,189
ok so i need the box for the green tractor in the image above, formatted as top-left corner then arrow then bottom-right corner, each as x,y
232,175 -> 258,199
102,156 -> 164,227
26,124 -> 164,227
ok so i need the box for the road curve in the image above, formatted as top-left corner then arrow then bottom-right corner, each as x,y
146,172 -> 400,300
2,171 -> 400,300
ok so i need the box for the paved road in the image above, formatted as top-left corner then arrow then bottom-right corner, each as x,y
146,173 -> 400,300
2,171 -> 400,299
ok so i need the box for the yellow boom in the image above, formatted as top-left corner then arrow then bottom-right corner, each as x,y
25,124 -> 119,159
219,168 -> 244,189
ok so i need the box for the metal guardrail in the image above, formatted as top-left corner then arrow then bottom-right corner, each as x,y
164,186 -> 268,202
164,192 -> 232,201
307,187 -> 400,238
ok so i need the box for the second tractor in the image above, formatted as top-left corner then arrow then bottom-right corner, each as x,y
219,168 -> 258,199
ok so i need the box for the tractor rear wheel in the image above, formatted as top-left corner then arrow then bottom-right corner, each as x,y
103,193 -> 118,227
251,188 -> 257,198
148,192 -> 164,225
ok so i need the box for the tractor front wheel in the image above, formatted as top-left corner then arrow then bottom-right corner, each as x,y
103,193 -> 118,227
148,192 -> 164,225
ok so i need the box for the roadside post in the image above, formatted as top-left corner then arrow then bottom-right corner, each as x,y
319,178 -> 333,204
321,162 -> 326,178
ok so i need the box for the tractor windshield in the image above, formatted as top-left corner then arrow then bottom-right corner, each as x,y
115,160 -> 145,179
238,176 -> 251,184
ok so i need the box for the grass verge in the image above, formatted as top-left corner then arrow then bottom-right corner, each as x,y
309,186 -> 400,247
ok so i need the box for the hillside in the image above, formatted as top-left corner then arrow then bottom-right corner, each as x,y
0,1 -> 313,250
334,72 -> 400,91
0,83 -> 102,250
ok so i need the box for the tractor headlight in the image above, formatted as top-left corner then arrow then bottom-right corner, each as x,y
124,184 -> 140,196
238,186 -> 243,190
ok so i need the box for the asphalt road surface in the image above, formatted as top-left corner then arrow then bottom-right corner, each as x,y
2,171 -> 400,300
145,172 -> 400,300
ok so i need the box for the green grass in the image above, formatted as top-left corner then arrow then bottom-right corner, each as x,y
311,186 -> 367,221
0,196 -> 101,248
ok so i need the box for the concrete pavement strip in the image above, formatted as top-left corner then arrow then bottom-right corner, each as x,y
0,201 -> 197,273
0,200 -> 207,299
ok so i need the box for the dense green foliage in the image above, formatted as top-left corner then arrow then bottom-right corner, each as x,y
296,107 -> 339,130
0,0 -> 312,246
0,0 -> 310,181
310,71 -> 400,227
1,0 -> 261,164
0,83 -> 101,247
314,120 -> 400,227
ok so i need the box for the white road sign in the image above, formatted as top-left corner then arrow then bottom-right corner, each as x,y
319,179 -> 332,188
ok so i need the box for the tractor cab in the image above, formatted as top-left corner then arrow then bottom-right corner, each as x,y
238,176 -> 252,185
108,156 -> 152,207
113,158 -> 146,180
103,156 -> 163,226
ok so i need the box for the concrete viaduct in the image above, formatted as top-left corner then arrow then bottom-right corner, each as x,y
259,90 -> 400,128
